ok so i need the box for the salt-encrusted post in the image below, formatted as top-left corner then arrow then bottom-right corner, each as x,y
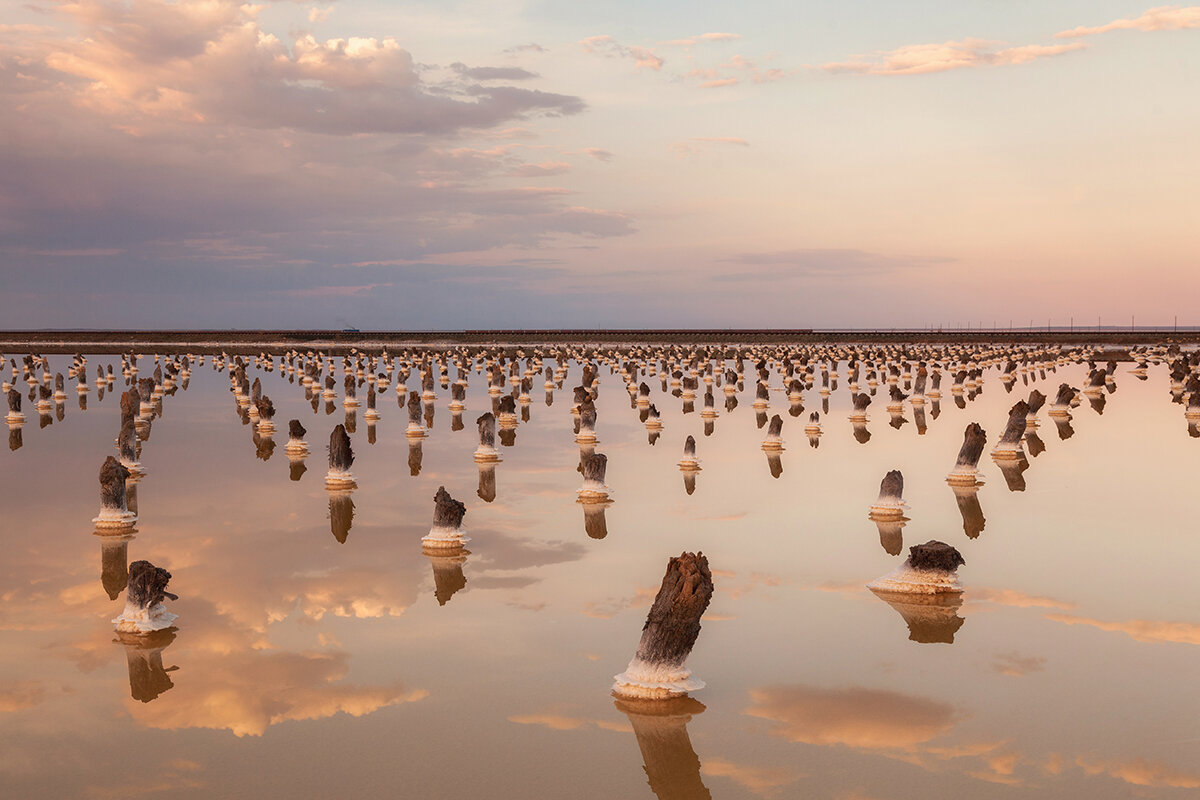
405,391 -> 425,438
286,419 -> 309,454
869,470 -> 907,517
947,422 -> 987,484
325,424 -> 356,489
869,541 -> 966,595
613,552 -> 714,699
422,486 -> 468,550
94,456 -> 137,530
762,414 -> 784,450
6,388 -> 24,425
678,435 -> 700,470
113,560 -> 178,634
578,452 -> 610,500
848,392 -> 871,422
991,401 -> 1030,459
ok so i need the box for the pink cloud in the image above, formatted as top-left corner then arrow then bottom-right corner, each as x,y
670,136 -> 751,156
506,160 -> 572,177
1044,613 -> 1200,645
1056,5 -> 1200,38
1076,755 -> 1200,788
700,78 -> 739,88
659,32 -> 742,47
820,38 -> 1085,76
578,35 -> 663,70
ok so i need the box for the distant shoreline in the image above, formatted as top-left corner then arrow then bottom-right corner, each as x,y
2,328 -> 1197,354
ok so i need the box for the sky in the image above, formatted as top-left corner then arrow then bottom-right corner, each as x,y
1,0 -> 1198,329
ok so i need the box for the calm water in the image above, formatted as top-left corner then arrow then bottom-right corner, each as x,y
1,349 -> 1197,799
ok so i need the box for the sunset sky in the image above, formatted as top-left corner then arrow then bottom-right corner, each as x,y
2,1 -> 1197,329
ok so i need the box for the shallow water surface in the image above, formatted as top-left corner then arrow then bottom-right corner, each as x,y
1,350 -> 1197,799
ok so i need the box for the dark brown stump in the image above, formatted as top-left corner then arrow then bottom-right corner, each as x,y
908,541 -> 965,572
329,424 -> 354,471
432,486 -> 466,530
614,552 -> 714,699
99,456 -> 132,512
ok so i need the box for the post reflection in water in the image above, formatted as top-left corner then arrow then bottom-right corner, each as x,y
871,514 -> 906,556
581,498 -> 611,539
613,697 -> 712,800
426,547 -> 469,606
116,628 -> 178,703
98,532 -> 133,600
329,491 -> 355,543
409,438 -> 423,476
765,450 -> 783,479
477,461 -> 497,503
995,455 -> 1031,492
869,590 -> 966,644
950,483 -> 986,539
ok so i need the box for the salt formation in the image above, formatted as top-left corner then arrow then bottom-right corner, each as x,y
578,452 -> 610,500
644,403 -> 663,431
752,381 -> 770,409
421,486 -> 468,550
474,412 -> 501,462
576,398 -> 598,442
804,411 -> 821,435
497,395 -> 519,427
286,419 -> 309,455
868,541 -> 966,595
1025,389 -> 1046,428
405,391 -> 426,438
700,387 -> 718,419
364,384 -> 380,421
255,396 -> 276,434
113,560 -> 178,634
869,470 -> 907,518
117,419 -> 142,474
93,456 -> 137,529
1185,377 -> 1200,420
613,552 -> 714,699
991,401 -> 1030,459
324,424 -> 356,489
343,374 -> 360,409
449,383 -> 466,411
848,392 -> 871,422
6,388 -> 24,424
947,422 -> 987,485
1048,383 -> 1077,416
910,366 -> 928,404
678,435 -> 701,470
37,383 -> 53,414
761,414 -> 784,450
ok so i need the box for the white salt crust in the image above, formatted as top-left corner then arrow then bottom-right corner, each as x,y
612,658 -> 705,699
867,563 -> 963,595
